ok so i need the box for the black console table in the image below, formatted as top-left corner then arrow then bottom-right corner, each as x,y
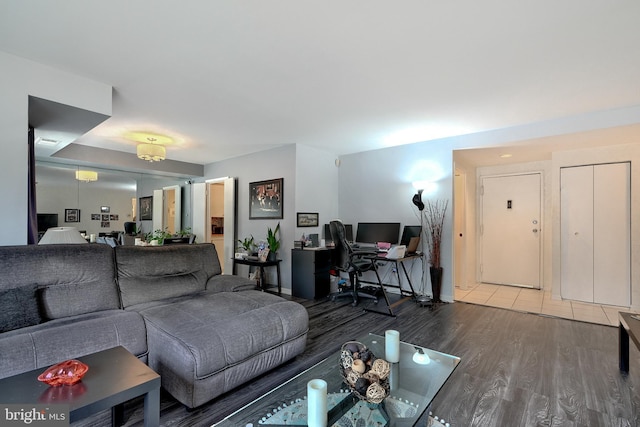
233,257 -> 282,295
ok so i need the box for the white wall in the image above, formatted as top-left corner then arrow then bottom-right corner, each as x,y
294,145 -> 340,242
0,51 -> 111,245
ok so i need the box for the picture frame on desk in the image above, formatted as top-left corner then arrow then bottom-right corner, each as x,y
249,178 -> 283,219
297,212 -> 319,227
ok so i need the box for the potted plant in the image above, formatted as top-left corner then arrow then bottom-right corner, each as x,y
145,228 -> 172,246
266,223 -> 280,261
237,235 -> 255,254
423,199 -> 448,302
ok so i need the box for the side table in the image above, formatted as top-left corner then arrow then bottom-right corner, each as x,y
619,311 -> 640,373
233,257 -> 282,294
0,346 -> 160,426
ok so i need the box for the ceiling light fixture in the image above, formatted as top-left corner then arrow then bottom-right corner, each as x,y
75,170 -> 98,182
137,137 -> 166,162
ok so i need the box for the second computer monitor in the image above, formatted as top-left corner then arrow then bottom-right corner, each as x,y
400,225 -> 422,246
355,222 -> 401,245
324,223 -> 353,245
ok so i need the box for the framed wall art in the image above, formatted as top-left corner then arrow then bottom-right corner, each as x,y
249,178 -> 283,219
139,196 -> 153,221
297,212 -> 319,227
65,209 -> 80,223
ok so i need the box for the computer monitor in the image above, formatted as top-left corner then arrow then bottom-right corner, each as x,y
400,225 -> 422,246
37,213 -> 58,232
355,222 -> 401,245
324,223 -> 354,245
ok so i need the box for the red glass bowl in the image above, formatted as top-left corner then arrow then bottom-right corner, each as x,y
37,359 -> 89,386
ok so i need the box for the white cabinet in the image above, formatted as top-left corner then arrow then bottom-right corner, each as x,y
560,163 -> 630,306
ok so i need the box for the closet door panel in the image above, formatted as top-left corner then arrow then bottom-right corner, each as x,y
593,162 -> 630,306
560,166 -> 594,302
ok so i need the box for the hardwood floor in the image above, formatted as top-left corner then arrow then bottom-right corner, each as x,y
75,295 -> 640,427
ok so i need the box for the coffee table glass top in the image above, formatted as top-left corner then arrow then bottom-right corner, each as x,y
215,333 -> 460,427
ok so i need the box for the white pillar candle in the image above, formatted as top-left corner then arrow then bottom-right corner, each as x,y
89,234 -> 96,243
385,330 -> 400,363
307,379 -> 327,427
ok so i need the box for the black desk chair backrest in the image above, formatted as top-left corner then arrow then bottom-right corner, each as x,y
330,220 -> 351,271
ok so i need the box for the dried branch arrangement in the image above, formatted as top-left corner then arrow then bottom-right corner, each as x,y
423,199 -> 448,268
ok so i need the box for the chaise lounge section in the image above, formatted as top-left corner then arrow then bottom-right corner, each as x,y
115,244 -> 309,408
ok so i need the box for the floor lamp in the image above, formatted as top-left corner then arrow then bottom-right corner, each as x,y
412,189 -> 430,305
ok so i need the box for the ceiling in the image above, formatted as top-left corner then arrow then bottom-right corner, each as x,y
2,1 -> 640,170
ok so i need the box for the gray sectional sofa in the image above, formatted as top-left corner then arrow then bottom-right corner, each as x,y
0,243 -> 308,409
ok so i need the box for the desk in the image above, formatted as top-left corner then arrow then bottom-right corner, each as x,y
291,248 -> 332,300
358,253 -> 422,298
233,257 -> 282,294
374,252 -> 422,298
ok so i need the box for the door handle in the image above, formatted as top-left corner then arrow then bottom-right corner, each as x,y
532,229 -> 538,233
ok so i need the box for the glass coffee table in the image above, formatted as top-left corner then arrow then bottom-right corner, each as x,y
214,333 -> 460,427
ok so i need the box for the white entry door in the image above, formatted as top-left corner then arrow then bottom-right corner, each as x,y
480,173 -> 542,288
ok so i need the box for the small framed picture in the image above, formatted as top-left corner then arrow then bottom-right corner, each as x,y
65,209 -> 80,223
101,206 -> 110,213
139,196 -> 153,221
91,214 -> 101,221
297,212 -> 319,227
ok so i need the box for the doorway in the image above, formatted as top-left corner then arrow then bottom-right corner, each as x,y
192,178 -> 237,274
480,172 -> 542,288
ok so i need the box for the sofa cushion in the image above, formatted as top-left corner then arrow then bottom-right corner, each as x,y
0,310 -> 148,380
0,244 -> 120,320
115,244 -> 222,308
0,284 -> 41,332
137,290 -> 309,378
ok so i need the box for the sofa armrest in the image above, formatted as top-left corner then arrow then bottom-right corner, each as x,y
206,274 -> 257,292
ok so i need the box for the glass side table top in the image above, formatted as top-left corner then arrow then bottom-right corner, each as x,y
215,333 -> 460,427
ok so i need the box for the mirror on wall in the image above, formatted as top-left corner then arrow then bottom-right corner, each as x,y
35,161 -> 191,239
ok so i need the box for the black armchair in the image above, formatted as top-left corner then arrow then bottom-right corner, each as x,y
329,220 -> 382,307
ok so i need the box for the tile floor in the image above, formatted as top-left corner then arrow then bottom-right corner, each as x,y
454,283 -> 637,327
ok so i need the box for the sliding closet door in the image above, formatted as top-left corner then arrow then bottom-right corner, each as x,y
560,162 -> 630,306
560,166 -> 594,302
593,163 -> 630,306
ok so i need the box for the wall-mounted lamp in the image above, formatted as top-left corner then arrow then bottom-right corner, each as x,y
75,170 -> 98,182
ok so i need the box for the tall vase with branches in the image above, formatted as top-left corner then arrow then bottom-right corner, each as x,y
423,199 -> 448,302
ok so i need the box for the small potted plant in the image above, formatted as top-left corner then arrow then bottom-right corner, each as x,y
266,223 -> 280,261
145,228 -> 172,246
237,235 -> 255,254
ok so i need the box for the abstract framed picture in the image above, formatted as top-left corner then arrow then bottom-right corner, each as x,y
297,212 -> 319,227
139,196 -> 153,220
64,209 -> 80,223
249,178 -> 283,219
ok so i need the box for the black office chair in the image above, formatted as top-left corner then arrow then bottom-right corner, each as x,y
329,220 -> 381,307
